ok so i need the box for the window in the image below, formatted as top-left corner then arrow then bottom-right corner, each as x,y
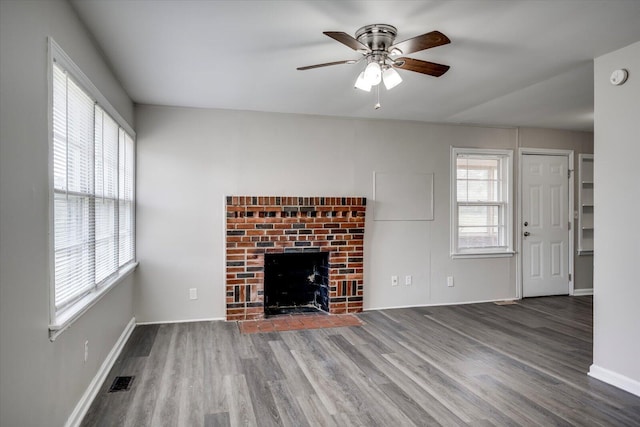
49,39 -> 135,334
451,148 -> 513,257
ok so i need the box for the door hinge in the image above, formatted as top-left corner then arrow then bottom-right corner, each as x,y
568,222 -> 571,230
569,273 -> 572,281
568,169 -> 573,178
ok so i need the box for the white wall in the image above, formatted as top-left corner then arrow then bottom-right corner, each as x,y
591,41 -> 640,395
0,1 -> 135,425
135,105 -> 593,322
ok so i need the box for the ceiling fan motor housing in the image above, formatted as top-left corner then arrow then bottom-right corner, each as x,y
355,24 -> 397,52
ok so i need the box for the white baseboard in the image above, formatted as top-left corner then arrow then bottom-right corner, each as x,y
572,288 -> 593,296
365,297 -> 517,312
136,316 -> 225,325
589,364 -> 640,397
64,317 -> 136,427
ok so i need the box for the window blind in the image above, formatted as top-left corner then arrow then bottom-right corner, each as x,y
52,63 -> 135,314
119,130 -> 135,266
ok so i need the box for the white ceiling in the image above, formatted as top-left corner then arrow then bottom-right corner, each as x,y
70,0 -> 640,131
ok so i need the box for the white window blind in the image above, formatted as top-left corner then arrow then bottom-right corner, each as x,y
119,130 -> 135,267
52,61 -> 135,318
451,148 -> 513,257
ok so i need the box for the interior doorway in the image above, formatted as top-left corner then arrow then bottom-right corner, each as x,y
520,150 -> 574,297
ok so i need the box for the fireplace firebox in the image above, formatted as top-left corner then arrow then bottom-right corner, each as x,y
264,252 -> 329,316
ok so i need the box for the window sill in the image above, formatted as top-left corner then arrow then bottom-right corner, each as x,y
49,261 -> 138,341
451,251 -> 515,259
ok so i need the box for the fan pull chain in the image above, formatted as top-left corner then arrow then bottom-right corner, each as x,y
374,84 -> 381,110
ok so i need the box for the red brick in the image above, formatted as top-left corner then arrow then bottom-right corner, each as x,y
257,322 -> 275,332
245,313 -> 264,321
239,322 -> 259,333
231,224 -> 254,230
227,248 -> 245,255
236,242 -> 257,248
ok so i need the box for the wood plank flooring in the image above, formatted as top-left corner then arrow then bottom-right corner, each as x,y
81,296 -> 640,426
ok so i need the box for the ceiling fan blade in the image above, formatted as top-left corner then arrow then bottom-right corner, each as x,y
323,31 -> 370,52
389,30 -> 450,55
297,60 -> 357,71
393,57 -> 450,77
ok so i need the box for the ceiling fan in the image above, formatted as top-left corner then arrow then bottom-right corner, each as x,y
297,24 -> 451,98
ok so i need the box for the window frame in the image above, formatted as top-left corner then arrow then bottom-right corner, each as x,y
48,38 -> 137,340
450,147 -> 514,258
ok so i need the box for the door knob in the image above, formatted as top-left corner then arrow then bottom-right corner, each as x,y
524,231 -> 530,237
524,221 -> 528,226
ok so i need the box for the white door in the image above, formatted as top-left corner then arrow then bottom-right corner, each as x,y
522,154 -> 570,297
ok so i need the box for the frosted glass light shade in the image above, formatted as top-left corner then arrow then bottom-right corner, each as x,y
382,67 -> 403,90
354,71 -> 372,92
363,62 -> 382,85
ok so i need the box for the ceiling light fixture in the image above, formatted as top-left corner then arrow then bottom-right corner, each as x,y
354,59 -> 403,109
363,61 -> 382,85
382,67 -> 403,90
354,71 -> 372,92
355,53 -> 401,92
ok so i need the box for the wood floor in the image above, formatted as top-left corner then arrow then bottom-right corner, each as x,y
82,296 -> 640,426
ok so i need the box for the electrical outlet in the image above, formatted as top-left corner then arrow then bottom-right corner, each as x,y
447,276 -> 454,287
391,276 -> 399,287
405,275 -> 412,286
189,288 -> 198,300
84,340 -> 89,363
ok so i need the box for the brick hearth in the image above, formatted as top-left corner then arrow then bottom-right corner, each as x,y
225,196 -> 366,320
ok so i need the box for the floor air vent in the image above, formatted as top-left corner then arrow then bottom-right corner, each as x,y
108,376 -> 134,392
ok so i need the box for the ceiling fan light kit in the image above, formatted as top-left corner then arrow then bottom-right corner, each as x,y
354,71 -> 372,92
382,67 -> 402,90
363,61 -> 382,85
298,24 -> 451,108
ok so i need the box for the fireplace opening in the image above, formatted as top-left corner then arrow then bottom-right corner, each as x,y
264,252 -> 329,316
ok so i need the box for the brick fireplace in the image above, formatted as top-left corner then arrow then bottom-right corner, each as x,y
225,196 -> 366,321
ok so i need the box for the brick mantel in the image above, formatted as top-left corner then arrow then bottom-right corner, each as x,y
225,196 -> 366,321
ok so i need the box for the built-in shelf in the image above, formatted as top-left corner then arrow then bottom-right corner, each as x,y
578,154 -> 594,255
